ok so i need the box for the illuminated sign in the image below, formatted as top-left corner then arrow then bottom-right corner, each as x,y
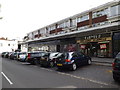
100,44 -> 106,49
80,45 -> 86,49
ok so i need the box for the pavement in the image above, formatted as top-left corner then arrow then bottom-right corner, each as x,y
92,57 -> 114,67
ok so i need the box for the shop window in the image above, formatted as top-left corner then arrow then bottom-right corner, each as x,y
113,32 -> 120,57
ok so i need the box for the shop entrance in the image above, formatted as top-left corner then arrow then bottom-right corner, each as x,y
57,45 -> 60,52
80,42 -> 99,57
78,33 -> 112,57
80,42 -> 110,57
87,42 -> 99,57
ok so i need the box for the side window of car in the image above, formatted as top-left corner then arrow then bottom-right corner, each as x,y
77,53 -> 85,57
72,53 -> 78,57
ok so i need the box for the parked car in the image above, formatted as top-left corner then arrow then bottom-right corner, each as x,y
17,52 -> 27,62
8,52 -> 13,58
4,52 -> 10,58
9,52 -> 18,60
1,52 -> 8,58
26,51 -> 46,64
56,52 -> 92,71
112,52 -> 120,81
40,52 -> 59,67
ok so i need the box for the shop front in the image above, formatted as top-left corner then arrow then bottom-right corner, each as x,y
28,40 -> 60,52
77,33 -> 112,57
113,31 -> 120,57
60,38 -> 77,52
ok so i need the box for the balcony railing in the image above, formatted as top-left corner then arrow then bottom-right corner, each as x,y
49,28 -> 62,34
92,15 -> 108,24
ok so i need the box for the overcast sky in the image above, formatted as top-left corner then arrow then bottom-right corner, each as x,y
0,0 -> 113,40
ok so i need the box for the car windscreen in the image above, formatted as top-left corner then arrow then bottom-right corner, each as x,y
116,53 -> 120,59
64,52 -> 73,60
49,53 -> 58,58
56,53 -> 63,57
14,53 -> 17,55
2,52 -> 7,54
22,52 -> 26,54
41,52 -> 49,57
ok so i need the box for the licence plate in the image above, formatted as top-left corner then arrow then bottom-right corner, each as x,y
57,64 -> 63,66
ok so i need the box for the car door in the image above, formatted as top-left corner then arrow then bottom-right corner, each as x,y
77,52 -> 86,65
72,52 -> 80,65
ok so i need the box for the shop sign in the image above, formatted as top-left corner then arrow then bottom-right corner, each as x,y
39,46 -> 49,51
77,40 -> 81,43
85,35 -> 101,40
100,44 -> 106,49
80,45 -> 86,49
67,44 -> 76,51
64,44 -> 76,52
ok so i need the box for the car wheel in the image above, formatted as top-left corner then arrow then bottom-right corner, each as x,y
113,74 -> 119,82
88,59 -> 92,65
71,63 -> 77,71
50,61 -> 54,67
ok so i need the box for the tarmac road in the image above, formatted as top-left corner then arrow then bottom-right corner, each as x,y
1,57 -> 120,88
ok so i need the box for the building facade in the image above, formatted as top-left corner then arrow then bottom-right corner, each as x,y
23,0 -> 120,58
0,38 -> 18,53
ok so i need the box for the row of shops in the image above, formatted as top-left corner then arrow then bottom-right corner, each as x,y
26,31 -> 120,58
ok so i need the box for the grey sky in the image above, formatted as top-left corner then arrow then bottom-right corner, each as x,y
0,0 -> 113,40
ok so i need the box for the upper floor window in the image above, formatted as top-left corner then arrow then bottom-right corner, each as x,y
51,26 -> 56,30
33,31 -> 38,35
48,26 -> 56,31
110,4 -> 120,17
77,15 -> 89,22
45,28 -> 48,33
64,21 -> 70,28
92,8 -> 108,18
40,28 -> 46,34
71,19 -> 77,26
8,44 -> 10,46
48,27 -> 51,31
27,33 -> 33,40
57,23 -> 64,28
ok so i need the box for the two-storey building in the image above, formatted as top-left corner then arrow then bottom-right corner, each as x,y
23,0 -> 120,58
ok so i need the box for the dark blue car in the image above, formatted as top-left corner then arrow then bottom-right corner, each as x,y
56,52 -> 92,71
112,52 -> 120,81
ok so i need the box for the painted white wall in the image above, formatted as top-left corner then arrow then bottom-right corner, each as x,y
0,40 -> 18,53
21,44 -> 28,52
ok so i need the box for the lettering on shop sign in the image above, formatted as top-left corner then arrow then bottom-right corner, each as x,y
85,35 -> 101,40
